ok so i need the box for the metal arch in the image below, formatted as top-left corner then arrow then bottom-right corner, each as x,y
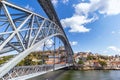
38,0 -> 74,62
0,0 -> 73,78
0,33 -> 65,78
37,0 -> 73,52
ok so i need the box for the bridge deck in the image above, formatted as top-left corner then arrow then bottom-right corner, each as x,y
2,64 -> 72,80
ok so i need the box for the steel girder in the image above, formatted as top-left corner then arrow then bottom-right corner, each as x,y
0,0 -> 73,78
37,0 -> 74,56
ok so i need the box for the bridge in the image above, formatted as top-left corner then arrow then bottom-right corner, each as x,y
0,0 -> 74,80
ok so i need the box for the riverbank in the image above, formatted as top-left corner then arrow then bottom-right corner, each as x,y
72,65 -> 120,70
73,63 -> 120,70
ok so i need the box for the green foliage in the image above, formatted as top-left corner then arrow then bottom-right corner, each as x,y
98,60 -> 107,67
0,60 -> 6,65
0,55 -> 13,65
87,55 -> 95,60
98,55 -> 109,60
17,51 -> 48,66
24,58 -> 32,66
17,60 -> 25,66
38,60 -> 43,65
78,60 -> 84,64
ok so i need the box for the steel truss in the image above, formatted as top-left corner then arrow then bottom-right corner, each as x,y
0,0 -> 73,78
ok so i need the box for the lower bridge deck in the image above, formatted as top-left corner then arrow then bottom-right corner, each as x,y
1,64 -> 73,80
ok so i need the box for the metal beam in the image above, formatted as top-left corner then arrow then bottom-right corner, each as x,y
37,0 -> 59,25
0,0 -> 74,78
37,0 -> 74,55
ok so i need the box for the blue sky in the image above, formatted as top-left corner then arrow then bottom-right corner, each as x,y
9,0 -> 120,55
52,0 -> 120,55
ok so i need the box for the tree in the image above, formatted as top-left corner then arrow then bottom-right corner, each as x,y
98,60 -> 107,67
0,55 -> 13,65
17,60 -> 25,66
24,58 -> 32,66
78,60 -> 84,65
87,55 -> 94,60
98,55 -> 109,60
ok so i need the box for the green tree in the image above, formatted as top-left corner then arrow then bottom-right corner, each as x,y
78,60 -> 84,65
98,60 -> 107,67
17,60 -> 25,66
0,60 -> 6,65
99,56 -> 109,60
38,60 -> 42,65
0,55 -> 13,65
87,55 -> 94,60
24,58 -> 32,66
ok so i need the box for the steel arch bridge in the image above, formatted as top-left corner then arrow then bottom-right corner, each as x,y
0,0 -> 74,79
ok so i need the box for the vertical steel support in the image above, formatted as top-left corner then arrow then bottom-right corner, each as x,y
53,36 -> 56,70
42,42 -> 45,64
27,15 -> 34,48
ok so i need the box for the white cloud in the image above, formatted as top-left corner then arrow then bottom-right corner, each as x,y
74,0 -> 120,16
62,0 -> 69,4
61,15 -> 92,32
99,0 -> 120,15
61,14 -> 98,32
52,0 -> 58,6
61,0 -> 99,33
45,39 -> 54,48
52,0 -> 69,6
82,0 -> 85,2
73,0 -> 103,16
111,30 -> 120,34
70,41 -> 78,46
103,50 -> 108,53
111,31 -> 116,34
25,5 -> 34,11
35,39 -> 54,51
100,46 -> 120,55
108,46 -> 120,52
61,0 -> 120,33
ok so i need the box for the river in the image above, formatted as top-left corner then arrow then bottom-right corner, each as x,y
29,70 -> 120,80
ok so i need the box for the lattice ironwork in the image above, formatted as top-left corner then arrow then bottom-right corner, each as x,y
0,0 -> 73,79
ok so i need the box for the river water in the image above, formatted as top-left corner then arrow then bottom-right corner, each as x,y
29,70 -> 120,80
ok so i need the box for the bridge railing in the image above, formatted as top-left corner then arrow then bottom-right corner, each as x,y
2,64 -> 70,80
